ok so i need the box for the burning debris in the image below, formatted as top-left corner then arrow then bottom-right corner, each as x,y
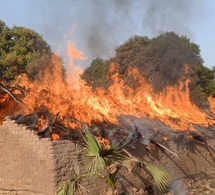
8,110 -> 214,156
8,110 -> 80,142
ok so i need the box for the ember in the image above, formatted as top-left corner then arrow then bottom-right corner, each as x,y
96,136 -> 111,149
51,133 -> 60,141
162,136 -> 169,141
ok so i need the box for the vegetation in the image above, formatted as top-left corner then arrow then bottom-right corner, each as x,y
0,20 -> 52,85
80,58 -> 111,90
193,65 -> 215,97
115,32 -> 204,90
56,127 -> 171,195
82,32 -> 215,108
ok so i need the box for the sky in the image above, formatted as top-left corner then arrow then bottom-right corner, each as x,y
0,0 -> 215,69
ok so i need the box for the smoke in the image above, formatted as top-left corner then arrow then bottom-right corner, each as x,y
28,0 -> 204,68
169,179 -> 188,195
142,0 -> 204,38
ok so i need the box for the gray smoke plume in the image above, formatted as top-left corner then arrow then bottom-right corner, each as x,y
28,0 -> 204,68
142,0 -> 204,38
169,179 -> 188,195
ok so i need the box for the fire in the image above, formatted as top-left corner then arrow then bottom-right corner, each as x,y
66,41 -> 86,89
1,41 -> 215,133
208,96 -> 215,116
162,136 -> 169,141
35,115 -> 49,130
186,134 -> 193,139
52,133 -> 60,141
96,136 -> 111,149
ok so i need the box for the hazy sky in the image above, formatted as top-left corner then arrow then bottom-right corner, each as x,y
0,0 -> 215,69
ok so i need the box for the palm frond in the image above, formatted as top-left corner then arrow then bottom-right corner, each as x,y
121,149 -> 171,191
80,127 -> 106,173
143,162 -> 172,191
56,172 -> 78,195
56,171 -> 99,195
82,126 -> 101,156
112,136 -> 131,150
122,158 -> 136,172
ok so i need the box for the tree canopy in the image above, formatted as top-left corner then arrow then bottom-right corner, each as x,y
81,58 -> 111,90
114,32 -> 204,91
0,20 -> 52,85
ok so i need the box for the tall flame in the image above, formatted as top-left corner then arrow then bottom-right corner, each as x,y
1,41 -> 215,131
66,41 -> 86,89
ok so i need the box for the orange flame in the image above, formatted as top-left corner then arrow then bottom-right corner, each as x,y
1,41 -> 215,133
52,133 -> 60,141
162,136 -> 169,141
96,136 -> 111,149
35,115 -> 49,130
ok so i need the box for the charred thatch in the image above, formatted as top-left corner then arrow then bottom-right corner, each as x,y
8,110 -> 81,142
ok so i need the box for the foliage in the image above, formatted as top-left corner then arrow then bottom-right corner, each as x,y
114,32 -> 204,92
56,127 -> 172,195
194,65 -> 215,96
0,20 -> 52,85
56,171 -> 96,195
188,64 -> 215,107
81,58 -> 111,90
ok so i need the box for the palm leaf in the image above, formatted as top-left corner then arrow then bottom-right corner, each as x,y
143,162 -> 172,191
82,126 -> 101,156
56,172 -> 78,195
122,158 -> 136,172
80,127 -> 106,173
121,149 -> 171,191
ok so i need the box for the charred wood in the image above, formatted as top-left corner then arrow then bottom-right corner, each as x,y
9,112 -> 81,142
37,126 -> 52,138
9,113 -> 38,130
0,83 -> 23,104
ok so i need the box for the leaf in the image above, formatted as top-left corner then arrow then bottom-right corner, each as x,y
144,162 -> 172,191
83,126 -> 101,156
122,147 -> 171,191
122,159 -> 135,172
56,172 -> 79,195
80,127 -> 106,173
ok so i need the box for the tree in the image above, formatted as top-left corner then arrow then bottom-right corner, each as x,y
0,20 -> 52,85
194,65 -> 215,96
188,65 -> 215,107
81,58 -> 111,90
114,32 -> 205,91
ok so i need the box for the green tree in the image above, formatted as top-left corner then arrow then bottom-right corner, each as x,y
189,65 -> 215,107
194,65 -> 215,96
81,58 -> 111,90
0,20 -> 52,85
114,32 -> 204,91
115,35 -> 150,75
